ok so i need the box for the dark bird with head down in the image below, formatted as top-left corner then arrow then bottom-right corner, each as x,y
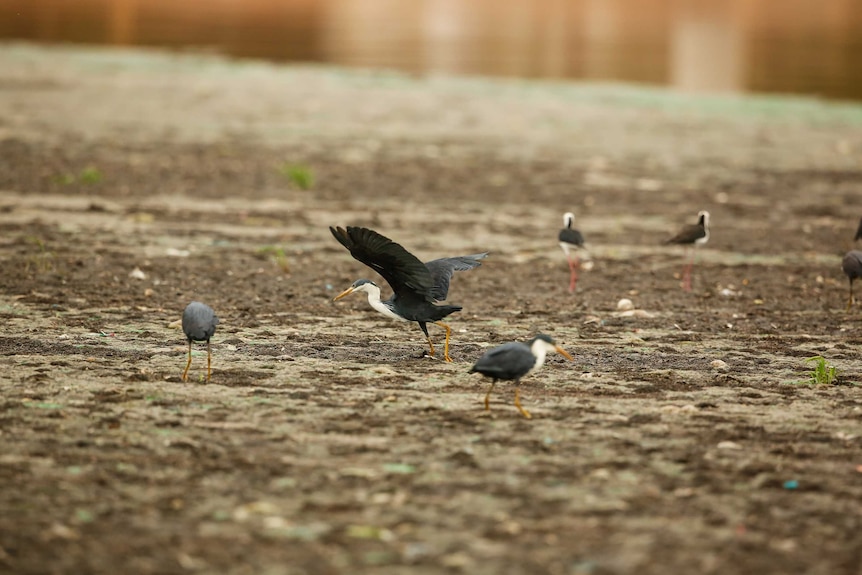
331,226 -> 488,362
470,334 -> 573,419
181,301 -> 219,382
842,217 -> 862,311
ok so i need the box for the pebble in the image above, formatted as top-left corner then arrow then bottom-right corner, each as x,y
128,267 -> 147,280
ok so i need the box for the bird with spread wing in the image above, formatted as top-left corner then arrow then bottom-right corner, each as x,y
331,226 -> 488,362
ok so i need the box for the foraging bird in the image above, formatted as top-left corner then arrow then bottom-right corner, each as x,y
842,252 -> 862,311
558,212 -> 585,293
842,217 -> 862,311
181,301 -> 219,382
665,210 -> 710,291
469,334 -> 573,419
331,226 -> 487,362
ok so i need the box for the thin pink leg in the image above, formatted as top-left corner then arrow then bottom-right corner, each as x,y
682,249 -> 694,291
567,256 -> 579,293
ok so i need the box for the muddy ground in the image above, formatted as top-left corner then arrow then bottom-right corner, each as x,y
1,44 -> 862,574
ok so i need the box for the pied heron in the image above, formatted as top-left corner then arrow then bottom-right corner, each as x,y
331,226 -> 487,362
469,334 -> 573,419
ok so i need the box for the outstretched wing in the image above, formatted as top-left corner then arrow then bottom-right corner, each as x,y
424,253 -> 488,301
330,226 -> 435,300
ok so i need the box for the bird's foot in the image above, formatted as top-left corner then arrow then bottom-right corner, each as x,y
513,388 -> 532,419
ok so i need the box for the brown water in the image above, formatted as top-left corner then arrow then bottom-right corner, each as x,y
2,0 -> 862,102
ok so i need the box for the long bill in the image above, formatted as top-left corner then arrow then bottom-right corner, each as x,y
555,346 -> 574,361
333,286 -> 355,302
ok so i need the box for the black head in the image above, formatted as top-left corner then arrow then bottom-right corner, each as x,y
352,279 -> 377,289
530,334 -> 556,346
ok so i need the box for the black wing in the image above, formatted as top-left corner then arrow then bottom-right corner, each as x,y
854,217 -> 862,242
843,251 -> 862,280
558,228 -> 584,246
470,342 -> 535,380
665,224 -> 705,245
424,253 -> 488,301
330,226 -> 435,300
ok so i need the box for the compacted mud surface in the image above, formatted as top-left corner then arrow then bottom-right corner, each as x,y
1,45 -> 862,574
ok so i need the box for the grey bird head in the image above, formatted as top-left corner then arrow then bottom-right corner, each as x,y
333,279 -> 380,302
531,334 -> 556,346
528,334 -> 574,360
351,279 -> 377,290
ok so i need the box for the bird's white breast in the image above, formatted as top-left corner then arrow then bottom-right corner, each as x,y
528,345 -> 547,375
368,296 -> 408,322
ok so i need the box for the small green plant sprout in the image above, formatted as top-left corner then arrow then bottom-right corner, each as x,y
54,173 -> 76,185
805,356 -> 838,385
54,167 -> 103,185
23,236 -> 56,273
79,167 -> 103,184
279,163 -> 314,190
256,245 -> 290,273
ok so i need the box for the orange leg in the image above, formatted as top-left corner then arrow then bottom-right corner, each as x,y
513,387 -> 532,419
206,340 -> 212,382
182,340 -> 192,382
484,381 -> 496,411
424,334 -> 436,359
434,321 -> 454,362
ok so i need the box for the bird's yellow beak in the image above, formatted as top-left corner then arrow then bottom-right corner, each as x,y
333,286 -> 355,302
555,346 -> 574,361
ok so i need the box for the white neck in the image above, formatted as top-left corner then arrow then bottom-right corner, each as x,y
530,339 -> 550,372
362,284 -> 406,322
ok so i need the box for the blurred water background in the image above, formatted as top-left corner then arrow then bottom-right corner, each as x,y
2,0 -> 861,101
